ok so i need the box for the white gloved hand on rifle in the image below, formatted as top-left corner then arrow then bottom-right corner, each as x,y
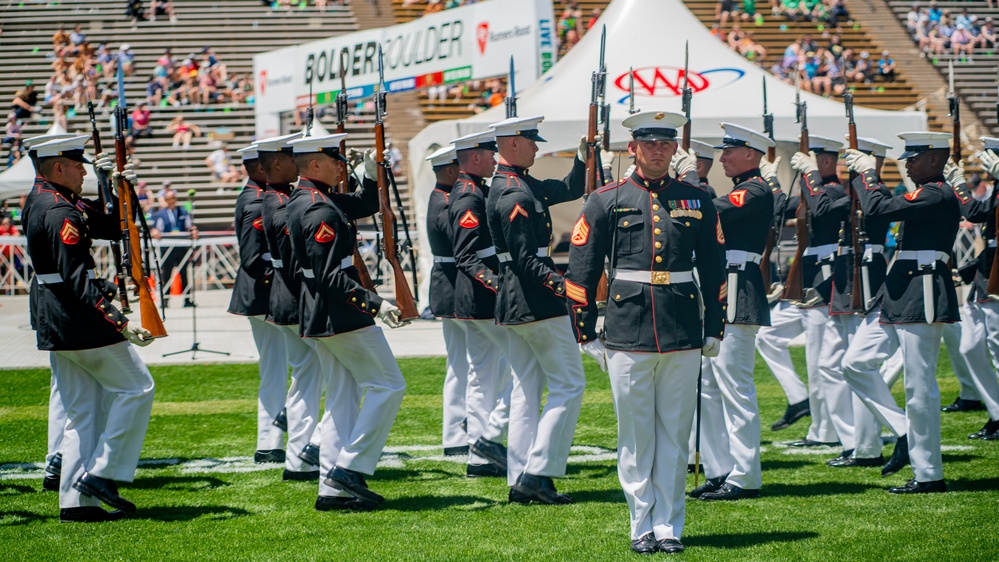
671,147 -> 697,177
94,152 -> 114,174
580,340 -> 608,372
701,336 -> 721,358
790,151 -> 818,174
943,158 -> 967,187
977,150 -> 999,180
362,149 -> 380,181
124,324 -> 153,347
347,147 -> 364,168
844,149 -> 876,174
377,301 -> 408,329
600,148 -> 615,171
760,155 -> 782,180
577,135 -> 593,162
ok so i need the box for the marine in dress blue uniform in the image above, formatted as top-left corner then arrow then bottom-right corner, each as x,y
845,131 -> 961,494
284,133 -> 405,510
485,115 -> 587,504
566,112 -> 725,554
24,136 -> 155,522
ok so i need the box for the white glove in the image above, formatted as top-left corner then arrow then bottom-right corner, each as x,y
790,151 -> 818,174
363,149 -> 379,180
600,148 -> 614,170
94,152 -> 114,173
671,147 -> 697,176
760,155 -> 782,179
580,340 -> 607,372
767,282 -> 785,304
577,135 -> 591,162
377,301 -> 406,329
977,150 -> 999,179
347,147 -> 364,167
124,324 -> 153,347
701,336 -> 721,358
844,149 -> 876,174
119,159 -> 138,185
943,158 -> 966,186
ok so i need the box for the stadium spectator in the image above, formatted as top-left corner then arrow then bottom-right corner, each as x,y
126,0 -> 147,23
877,51 -> 896,82
150,189 -> 198,308
52,25 -> 69,50
10,83 -> 39,121
717,0 -> 741,24
979,18 -> 996,48
131,102 -> 153,141
117,44 -> 135,76
951,26 -> 975,60
3,115 -> 22,168
205,143 -> 241,183
166,114 -> 201,149
149,0 -> 177,23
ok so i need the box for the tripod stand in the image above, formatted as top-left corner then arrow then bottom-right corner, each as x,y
164,193 -> 228,359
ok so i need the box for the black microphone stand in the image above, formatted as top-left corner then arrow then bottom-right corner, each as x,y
164,189 -> 229,359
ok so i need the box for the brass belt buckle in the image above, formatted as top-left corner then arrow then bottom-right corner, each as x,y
651,271 -> 670,285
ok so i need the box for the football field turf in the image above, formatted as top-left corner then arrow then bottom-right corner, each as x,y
1,349 -> 997,561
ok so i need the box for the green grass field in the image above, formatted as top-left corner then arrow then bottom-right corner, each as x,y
1,349 -> 997,561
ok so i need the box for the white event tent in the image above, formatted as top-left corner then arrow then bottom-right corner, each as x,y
407,0 -> 928,306
0,123 -> 99,200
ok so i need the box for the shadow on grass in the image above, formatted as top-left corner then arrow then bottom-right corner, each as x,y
386,494 -> 500,512
138,505 -> 251,522
0,510 -> 51,526
129,475 -> 229,491
761,459 -> 813,471
371,467 -> 457,483
566,464 -> 618,478
560,488 -> 626,504
941,453 -> 978,463
762,481 -> 874,497
948,477 -> 999,492
0,482 -> 40,496
685,530 -> 819,549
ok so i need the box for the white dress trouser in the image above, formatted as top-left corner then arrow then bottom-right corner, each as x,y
956,302 -> 999,419
942,321 -> 981,401
818,314 -> 860,450
462,319 -> 512,464
700,324 -> 762,489
51,341 -> 155,508
841,307 -> 905,458
441,318 -> 470,450
801,307 -> 837,442
755,301 -> 810,405
503,317 -> 586,485
314,325 -> 406,497
609,348 -> 699,541
280,324 -> 324,471
885,322 -> 946,482
247,315 -> 289,451
46,369 -> 66,466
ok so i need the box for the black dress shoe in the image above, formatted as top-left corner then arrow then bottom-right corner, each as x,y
888,479 -> 946,494
942,397 -> 985,412
788,438 -> 840,448
699,482 -> 760,501
771,399 -> 811,431
983,431 -> 999,441
60,506 -> 127,523
43,474 -> 60,492
689,475 -> 727,498
511,473 -> 573,505
466,463 -> 505,478
272,408 -> 288,431
509,487 -> 533,504
315,495 -> 377,511
254,449 -> 286,464
298,444 -> 320,467
470,438 -> 508,470
283,469 -> 320,481
631,533 -> 658,554
43,453 -> 62,492
657,538 -> 685,554
829,455 -> 884,468
443,445 -> 470,457
325,466 -> 384,503
73,473 -> 136,514
825,449 -> 854,466
882,435 -> 910,477
968,418 -> 999,440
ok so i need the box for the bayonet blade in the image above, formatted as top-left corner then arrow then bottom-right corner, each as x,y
628,66 -> 638,114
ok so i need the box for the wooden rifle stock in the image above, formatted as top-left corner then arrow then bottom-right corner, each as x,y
760,145 -> 778,289
781,133 -> 810,301
336,127 -> 377,292
114,126 -> 167,338
374,122 -> 419,320
585,97 -> 609,303
847,119 -> 865,312
988,210 -> 999,294
88,102 -> 130,313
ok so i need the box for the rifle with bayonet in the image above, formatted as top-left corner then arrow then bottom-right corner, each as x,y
336,48 -> 377,291
505,56 -> 517,119
114,66 -> 167,337
586,26 -> 610,304
373,46 -> 419,320
681,41 -> 692,153
986,70 -> 999,297
844,89 -> 867,312
782,72 -> 809,301
760,77 -> 778,291
948,60 -> 961,165
87,92 -> 130,314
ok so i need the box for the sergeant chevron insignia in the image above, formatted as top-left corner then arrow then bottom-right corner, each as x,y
716,221 -> 726,244
459,210 -> 479,229
314,221 -> 336,243
571,214 -> 590,246
60,219 -> 80,245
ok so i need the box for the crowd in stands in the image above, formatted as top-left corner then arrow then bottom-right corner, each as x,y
126,0 -> 178,24
146,47 -> 253,109
906,2 -> 997,61
715,0 -> 851,26
262,0 -> 343,12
